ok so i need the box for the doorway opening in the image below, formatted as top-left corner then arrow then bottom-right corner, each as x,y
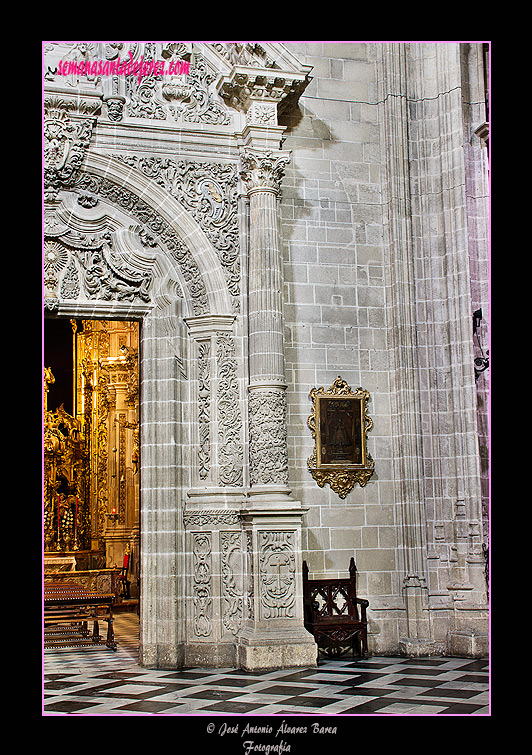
44,318 -> 141,620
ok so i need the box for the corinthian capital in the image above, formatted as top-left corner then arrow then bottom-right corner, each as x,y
240,149 -> 291,196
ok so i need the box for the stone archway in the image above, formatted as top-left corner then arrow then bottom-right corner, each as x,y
44,151 -> 239,666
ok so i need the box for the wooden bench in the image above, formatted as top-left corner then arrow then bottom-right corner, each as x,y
44,581 -> 117,651
303,558 -> 369,658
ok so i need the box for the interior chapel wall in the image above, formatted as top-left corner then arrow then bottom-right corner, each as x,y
277,45 -> 397,650
277,42 -> 488,653
43,41 -> 488,659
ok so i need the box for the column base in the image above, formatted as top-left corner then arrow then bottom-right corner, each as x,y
236,626 -> 317,671
448,630 -> 489,658
398,638 -> 442,657
140,642 -> 185,669
184,642 -> 237,669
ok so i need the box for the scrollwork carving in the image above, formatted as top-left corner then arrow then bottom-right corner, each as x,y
76,235 -> 152,303
184,510 -> 240,527
216,334 -> 243,486
192,533 -> 212,637
44,96 -> 99,200
248,389 -> 288,486
126,47 -> 230,126
43,231 -> 154,306
111,155 -> 240,311
246,530 -> 254,621
73,172 -> 209,314
221,531 -> 243,635
60,258 -> 80,299
197,341 -> 211,480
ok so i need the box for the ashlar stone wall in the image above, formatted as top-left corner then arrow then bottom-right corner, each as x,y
42,41 -> 489,663
278,42 -> 489,656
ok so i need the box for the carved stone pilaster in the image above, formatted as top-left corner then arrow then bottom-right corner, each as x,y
237,508 -> 317,671
258,531 -> 296,620
185,315 -> 244,493
221,530 -> 244,635
216,332 -> 244,487
192,532 -> 213,638
197,341 -> 211,481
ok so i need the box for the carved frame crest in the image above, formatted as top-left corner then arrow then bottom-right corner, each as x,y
307,377 -> 374,498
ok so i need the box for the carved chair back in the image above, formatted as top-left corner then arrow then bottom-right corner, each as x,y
303,558 -> 361,621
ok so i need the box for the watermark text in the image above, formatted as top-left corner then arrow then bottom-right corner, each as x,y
57,52 -> 190,84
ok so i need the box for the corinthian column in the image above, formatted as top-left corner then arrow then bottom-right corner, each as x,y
241,149 -> 291,498
237,148 -> 316,670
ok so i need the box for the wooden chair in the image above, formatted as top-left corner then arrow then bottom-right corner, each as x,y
303,557 -> 369,658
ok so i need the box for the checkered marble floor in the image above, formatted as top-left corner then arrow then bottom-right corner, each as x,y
43,613 -> 489,717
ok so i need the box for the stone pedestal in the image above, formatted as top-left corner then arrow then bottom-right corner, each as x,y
237,503 -> 317,671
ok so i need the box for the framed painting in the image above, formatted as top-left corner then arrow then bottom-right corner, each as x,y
307,377 -> 374,498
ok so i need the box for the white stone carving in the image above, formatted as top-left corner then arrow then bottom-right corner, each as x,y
112,155 -> 240,311
216,333 -> 243,486
73,171 -> 209,314
44,231 -> 153,305
192,532 -> 212,637
126,46 -> 231,126
221,531 -> 244,635
197,341 -> 211,480
184,510 -> 240,528
43,95 -> 100,200
248,389 -> 289,486
258,531 -> 296,620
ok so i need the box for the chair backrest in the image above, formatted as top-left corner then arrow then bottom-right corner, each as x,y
303,558 -> 360,620
121,544 -> 131,574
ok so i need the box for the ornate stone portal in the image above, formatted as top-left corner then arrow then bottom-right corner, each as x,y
43,42 -> 316,670
43,41 -> 489,666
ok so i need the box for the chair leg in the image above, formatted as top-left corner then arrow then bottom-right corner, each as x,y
361,628 -> 369,659
106,616 -> 117,651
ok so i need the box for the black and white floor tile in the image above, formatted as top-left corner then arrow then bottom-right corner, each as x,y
43,613 -> 489,717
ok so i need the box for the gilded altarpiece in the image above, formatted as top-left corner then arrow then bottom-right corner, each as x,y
75,320 -> 140,584
44,385 -> 90,554
44,319 -> 140,598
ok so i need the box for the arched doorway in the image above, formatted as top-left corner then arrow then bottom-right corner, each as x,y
43,152 -> 236,667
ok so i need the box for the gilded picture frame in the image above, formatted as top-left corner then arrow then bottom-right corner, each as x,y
307,377 -> 374,498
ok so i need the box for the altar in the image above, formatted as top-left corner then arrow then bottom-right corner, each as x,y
44,554 -> 77,572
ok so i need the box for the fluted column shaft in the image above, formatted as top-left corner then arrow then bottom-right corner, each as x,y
248,185 -> 285,385
241,149 -> 291,491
